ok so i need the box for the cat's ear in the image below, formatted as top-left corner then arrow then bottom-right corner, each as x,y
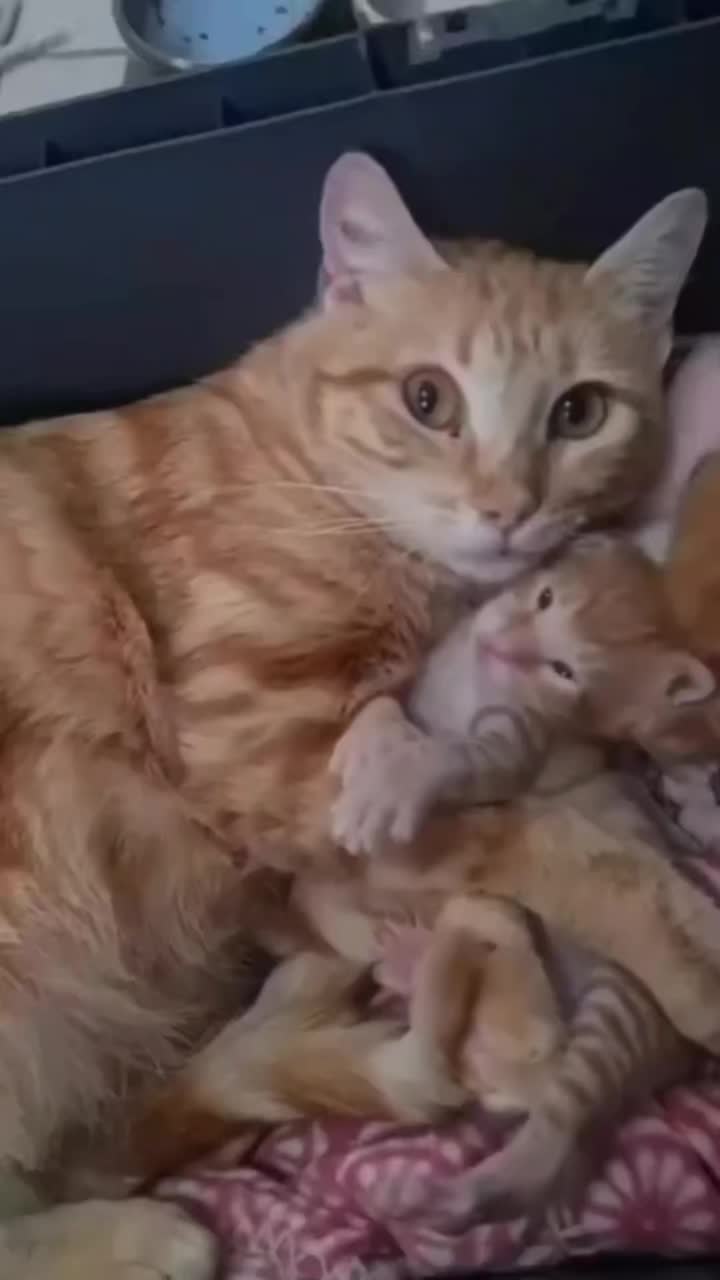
319,152 -> 445,308
659,651 -> 716,706
586,189 -> 708,360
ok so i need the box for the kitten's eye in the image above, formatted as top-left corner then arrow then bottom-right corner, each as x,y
537,587 -> 553,611
547,382 -> 609,441
402,368 -> 462,435
550,660 -> 575,682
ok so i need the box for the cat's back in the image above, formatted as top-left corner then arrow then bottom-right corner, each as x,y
0,353 -> 452,855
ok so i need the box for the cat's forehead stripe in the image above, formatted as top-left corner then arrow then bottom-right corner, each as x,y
455,324 -> 475,369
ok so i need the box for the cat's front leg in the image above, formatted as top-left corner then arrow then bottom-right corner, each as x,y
330,696 -> 468,855
0,1198 -> 216,1280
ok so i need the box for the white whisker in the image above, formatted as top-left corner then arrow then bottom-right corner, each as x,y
237,518 -> 424,539
212,481 -> 380,501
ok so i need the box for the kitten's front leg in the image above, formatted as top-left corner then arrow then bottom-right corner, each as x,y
330,696 -> 468,856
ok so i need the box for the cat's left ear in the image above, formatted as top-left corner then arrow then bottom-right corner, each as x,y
659,651 -> 716,706
586,189 -> 708,360
319,152 -> 445,308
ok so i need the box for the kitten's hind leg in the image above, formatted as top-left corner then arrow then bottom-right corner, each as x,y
411,895 -> 564,1107
415,805 -> 720,1051
427,963 -> 694,1230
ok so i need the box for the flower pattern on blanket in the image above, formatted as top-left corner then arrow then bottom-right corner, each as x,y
160,1092 -> 720,1279
159,775 -> 720,1279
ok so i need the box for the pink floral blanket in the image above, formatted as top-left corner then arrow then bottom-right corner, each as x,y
158,793 -> 720,1280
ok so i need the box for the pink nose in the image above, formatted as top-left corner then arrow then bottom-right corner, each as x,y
482,491 -> 538,533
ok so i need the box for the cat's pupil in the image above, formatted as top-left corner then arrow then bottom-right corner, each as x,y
561,391 -> 585,426
551,660 -> 574,681
417,381 -> 438,417
402,367 -> 461,434
538,587 -> 553,611
547,381 -> 608,441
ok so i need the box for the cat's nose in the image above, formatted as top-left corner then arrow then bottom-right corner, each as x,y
482,490 -> 538,533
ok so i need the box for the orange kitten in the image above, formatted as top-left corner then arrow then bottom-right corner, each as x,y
332,536 -> 718,855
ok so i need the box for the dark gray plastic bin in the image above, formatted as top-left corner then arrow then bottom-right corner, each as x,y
0,3 -> 718,426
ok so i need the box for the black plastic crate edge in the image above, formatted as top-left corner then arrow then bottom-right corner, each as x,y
0,10 -> 719,191
0,33 -> 375,179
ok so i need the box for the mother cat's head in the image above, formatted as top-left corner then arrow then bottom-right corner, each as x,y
304,153 -> 706,586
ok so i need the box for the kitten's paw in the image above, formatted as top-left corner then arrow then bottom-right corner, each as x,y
330,699 -> 452,855
421,1117 -> 588,1231
422,1150 -> 546,1230
0,1198 -> 217,1280
331,778 -> 426,856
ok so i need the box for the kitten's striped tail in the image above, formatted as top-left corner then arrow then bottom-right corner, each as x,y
432,962 -> 695,1228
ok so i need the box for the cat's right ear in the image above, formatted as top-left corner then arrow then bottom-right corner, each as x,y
586,189 -> 708,361
319,153 -> 445,308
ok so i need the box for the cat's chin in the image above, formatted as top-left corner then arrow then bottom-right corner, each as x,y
451,551 -> 537,587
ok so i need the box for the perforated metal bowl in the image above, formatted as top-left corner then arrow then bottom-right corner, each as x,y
113,0 -> 328,71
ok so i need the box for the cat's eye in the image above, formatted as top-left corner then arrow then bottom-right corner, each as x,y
547,382 -> 609,441
537,587 -> 553,611
550,660 -> 575,682
402,368 -> 462,436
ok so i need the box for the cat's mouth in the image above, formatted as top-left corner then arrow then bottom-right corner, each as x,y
477,641 -> 541,671
459,547 -> 538,584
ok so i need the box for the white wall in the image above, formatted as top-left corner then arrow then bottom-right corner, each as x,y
0,1 -> 134,115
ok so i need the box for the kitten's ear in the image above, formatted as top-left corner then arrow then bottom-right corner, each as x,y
586,189 -> 708,359
659,652 -> 716,706
319,152 -> 445,308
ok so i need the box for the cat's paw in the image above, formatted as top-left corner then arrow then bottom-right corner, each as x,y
0,1198 -> 217,1280
330,700 -> 451,855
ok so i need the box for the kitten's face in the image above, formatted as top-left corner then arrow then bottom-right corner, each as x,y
315,155 -> 706,587
473,539 -> 720,761
314,257 -> 661,585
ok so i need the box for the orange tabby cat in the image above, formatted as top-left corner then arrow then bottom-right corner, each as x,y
0,153 -> 718,1278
